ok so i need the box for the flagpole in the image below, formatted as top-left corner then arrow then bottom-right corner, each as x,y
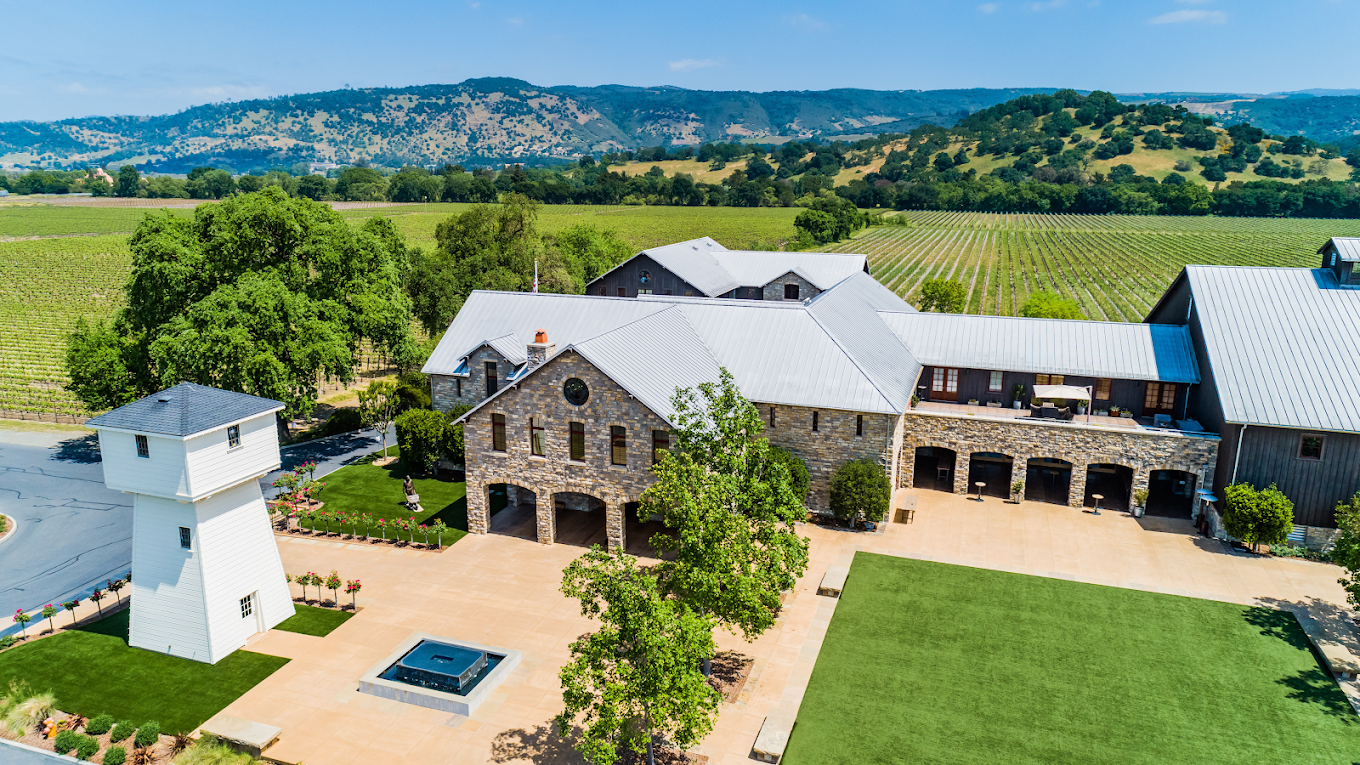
533,260 -> 539,293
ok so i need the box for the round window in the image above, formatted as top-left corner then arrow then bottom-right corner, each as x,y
563,378 -> 589,406
639,270 -> 651,286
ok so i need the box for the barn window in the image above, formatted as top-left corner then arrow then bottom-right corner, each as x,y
768,407 -> 776,428
485,361 -> 498,397
179,526 -> 192,549
652,430 -> 669,464
784,283 -> 800,300
988,371 -> 1003,393
529,417 -> 545,456
1299,434 -> 1325,460
611,426 -> 627,466
856,415 -> 864,436
136,434 -> 149,458
227,424 -> 241,449
1095,378 -> 1111,400
569,422 -> 585,461
812,411 -> 819,432
491,414 -> 506,452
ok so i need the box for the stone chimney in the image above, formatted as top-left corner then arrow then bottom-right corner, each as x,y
526,329 -> 556,368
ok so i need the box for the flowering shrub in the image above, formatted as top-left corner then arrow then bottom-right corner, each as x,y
89,589 -> 105,617
324,570 -> 341,606
344,579 -> 362,609
62,599 -> 80,626
41,604 -> 56,633
12,608 -> 31,637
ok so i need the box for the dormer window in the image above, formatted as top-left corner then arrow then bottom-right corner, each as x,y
136,434 -> 149,458
227,424 -> 241,449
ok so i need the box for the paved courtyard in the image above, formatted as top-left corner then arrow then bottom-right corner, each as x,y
211,488 -> 1356,765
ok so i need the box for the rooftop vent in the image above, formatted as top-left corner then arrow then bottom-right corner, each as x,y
534,329 -> 548,343
156,396 -> 173,403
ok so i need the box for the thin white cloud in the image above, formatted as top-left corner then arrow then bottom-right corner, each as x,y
1028,0 -> 1065,10
978,3 -> 1000,13
669,58 -> 721,72
785,13 -> 828,31
506,16 -> 523,26
1175,0 -> 1213,4
1149,9 -> 1227,23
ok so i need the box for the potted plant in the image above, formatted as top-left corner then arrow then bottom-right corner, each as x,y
1132,489 -> 1149,517
1011,481 -> 1025,503
1109,406 -> 1121,417
1076,402 -> 1087,415
1012,384 -> 1026,409
967,398 -> 979,406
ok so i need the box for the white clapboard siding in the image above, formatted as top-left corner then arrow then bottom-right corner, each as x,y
128,494 -> 211,662
99,431 -> 191,499
196,481 -> 295,662
184,413 -> 281,500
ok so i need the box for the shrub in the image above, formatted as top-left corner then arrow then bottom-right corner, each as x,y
134,721 -> 160,748
76,734 -> 100,760
767,446 -> 811,504
55,729 -> 80,754
1222,482 -> 1294,550
0,635 -> 15,650
172,734 -> 257,765
395,408 -> 449,475
2,688 -> 54,737
86,713 -> 115,735
319,407 -> 362,437
829,458 -> 891,525
109,721 -> 134,743
102,746 -> 127,765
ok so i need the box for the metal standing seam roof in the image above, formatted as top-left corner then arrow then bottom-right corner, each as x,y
84,382 -> 284,437
1183,266 -> 1360,433
710,251 -> 868,292
878,312 -> 1201,384
1321,237 -> 1360,262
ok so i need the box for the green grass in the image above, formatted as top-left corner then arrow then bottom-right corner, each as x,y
785,553 -> 1360,765
302,447 -> 468,544
272,604 -> 353,637
0,610 -> 288,734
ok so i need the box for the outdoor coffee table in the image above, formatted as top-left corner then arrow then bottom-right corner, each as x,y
1091,493 -> 1104,515
974,481 -> 986,501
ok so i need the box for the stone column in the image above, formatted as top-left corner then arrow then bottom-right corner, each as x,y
1005,456 -> 1025,502
467,482 -> 489,535
606,500 -> 626,554
536,489 -> 556,545
899,447 -> 916,489
1131,467 -> 1151,506
1067,461 -> 1088,508
953,452 -> 972,496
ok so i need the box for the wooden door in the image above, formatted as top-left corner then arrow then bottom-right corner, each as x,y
1143,382 -> 1177,414
931,367 -> 960,401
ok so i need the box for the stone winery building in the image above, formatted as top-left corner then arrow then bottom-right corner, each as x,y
421,238 -> 1360,549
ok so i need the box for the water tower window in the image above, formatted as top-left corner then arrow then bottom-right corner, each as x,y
135,434 -> 149,458
179,526 -> 192,549
227,424 -> 241,449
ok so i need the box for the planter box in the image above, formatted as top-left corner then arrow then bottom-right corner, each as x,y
986,401 -> 1003,408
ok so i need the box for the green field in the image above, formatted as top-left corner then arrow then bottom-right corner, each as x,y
0,204 -> 191,238
786,553 -> 1360,765
830,211 -> 1360,320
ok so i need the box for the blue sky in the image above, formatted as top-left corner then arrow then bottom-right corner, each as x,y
1,0 -> 1355,122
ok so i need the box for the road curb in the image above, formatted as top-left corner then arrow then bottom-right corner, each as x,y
0,513 -> 16,552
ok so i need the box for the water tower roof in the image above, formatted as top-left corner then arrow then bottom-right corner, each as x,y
86,382 -> 283,437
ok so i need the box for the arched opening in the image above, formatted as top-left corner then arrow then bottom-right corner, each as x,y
488,483 -> 538,541
1146,470 -> 1197,518
624,501 -> 671,559
1084,464 -> 1133,511
967,452 -> 1013,499
1025,458 -> 1072,505
553,491 -> 608,548
913,446 -> 957,492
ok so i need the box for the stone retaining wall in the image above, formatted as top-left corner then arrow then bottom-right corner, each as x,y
899,410 -> 1220,508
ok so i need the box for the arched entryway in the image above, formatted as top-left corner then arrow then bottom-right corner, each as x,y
967,452 -> 1013,499
1026,458 -> 1072,505
1084,464 -> 1133,511
1146,470 -> 1196,518
624,500 -> 672,559
913,446 -> 957,492
553,492 -> 609,548
488,483 -> 538,540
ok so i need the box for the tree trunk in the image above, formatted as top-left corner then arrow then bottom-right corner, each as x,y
645,705 -> 656,765
276,414 -> 291,445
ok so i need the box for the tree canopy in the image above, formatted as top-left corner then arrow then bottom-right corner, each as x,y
1019,291 -> 1085,320
1222,483 -> 1295,550
65,188 -> 417,425
918,278 -> 967,313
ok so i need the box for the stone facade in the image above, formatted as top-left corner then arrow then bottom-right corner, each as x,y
898,410 -> 1220,507
431,346 -> 516,412
756,403 -> 901,513
462,351 -> 672,550
761,271 -> 822,302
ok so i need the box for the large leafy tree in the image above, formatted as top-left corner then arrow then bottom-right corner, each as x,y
65,187 -> 417,428
1222,482 -> 1295,552
917,278 -> 967,313
641,369 -> 810,643
1330,493 -> 1360,610
1019,290 -> 1085,320
556,548 -> 720,765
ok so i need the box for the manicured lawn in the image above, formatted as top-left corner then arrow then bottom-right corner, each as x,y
302,447 -> 467,545
273,604 -> 353,637
785,554 -> 1360,765
0,610 -> 288,734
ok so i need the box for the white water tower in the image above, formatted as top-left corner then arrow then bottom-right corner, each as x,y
87,382 -> 295,664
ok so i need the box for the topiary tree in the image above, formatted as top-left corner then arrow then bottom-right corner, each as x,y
1222,482 -> 1294,552
394,408 -> 448,475
829,458 -> 891,527
766,446 -> 810,505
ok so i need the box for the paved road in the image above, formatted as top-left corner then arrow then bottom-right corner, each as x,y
0,424 -> 392,629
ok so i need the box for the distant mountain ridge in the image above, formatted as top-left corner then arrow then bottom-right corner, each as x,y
0,79 -> 1062,171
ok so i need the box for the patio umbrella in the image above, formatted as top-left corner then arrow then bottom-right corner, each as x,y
1032,384 -> 1094,423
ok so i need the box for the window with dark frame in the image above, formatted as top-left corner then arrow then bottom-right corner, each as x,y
768,406 -> 776,428
1299,434 -> 1325,460
456,378 -> 462,398
1144,382 -> 1161,411
856,415 -> 864,436
491,413 -> 507,452
240,594 -> 253,619
1095,378 -> 1111,400
988,371 -> 1003,393
179,526 -> 191,549
227,424 -> 241,449
570,422 -> 585,461
135,434 -> 149,458
664,289 -> 673,296
485,361 -> 498,397
812,411 -> 819,432
529,417 -> 545,456
611,426 -> 627,466
617,287 -> 626,297
784,283 -> 800,300
1160,383 -> 1176,410
652,430 -> 669,464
